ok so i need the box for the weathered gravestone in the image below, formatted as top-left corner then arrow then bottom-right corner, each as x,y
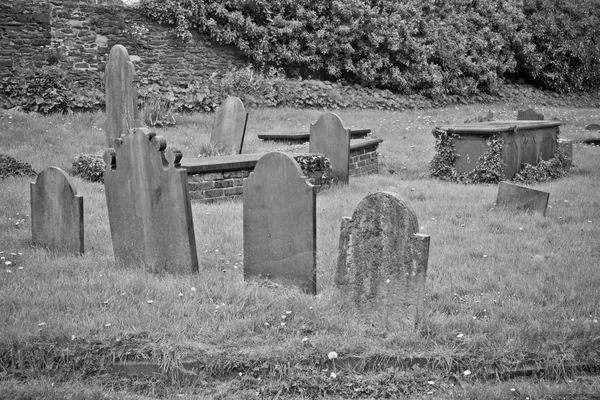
517,108 -> 544,121
105,44 -> 139,148
496,181 -> 549,216
211,96 -> 248,154
309,113 -> 351,184
243,152 -> 317,294
103,127 -> 199,273
31,167 -> 84,254
335,192 -> 430,328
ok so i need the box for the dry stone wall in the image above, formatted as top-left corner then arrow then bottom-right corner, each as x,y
0,0 -> 247,86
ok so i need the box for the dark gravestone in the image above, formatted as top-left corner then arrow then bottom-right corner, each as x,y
309,112 -> 351,184
243,152 -> 317,294
496,181 -> 549,216
31,167 -> 84,254
105,44 -> 139,148
211,96 -> 248,154
103,127 -> 199,273
517,108 -> 544,121
335,192 -> 430,328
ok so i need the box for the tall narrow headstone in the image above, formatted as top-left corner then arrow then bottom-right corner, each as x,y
517,108 -> 544,121
211,96 -> 248,154
243,152 -> 317,294
335,192 -> 430,328
31,167 -> 84,254
105,44 -> 139,148
496,181 -> 549,216
309,113 -> 351,184
103,127 -> 199,273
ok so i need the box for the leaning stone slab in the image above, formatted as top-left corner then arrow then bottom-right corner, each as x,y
243,152 -> 317,294
105,44 -> 139,148
496,181 -> 549,216
517,108 -> 544,121
211,96 -> 248,154
31,167 -> 83,254
103,127 -> 199,273
335,192 -> 430,328
309,112 -> 351,184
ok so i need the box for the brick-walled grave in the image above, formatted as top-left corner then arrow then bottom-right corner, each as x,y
184,138 -> 383,204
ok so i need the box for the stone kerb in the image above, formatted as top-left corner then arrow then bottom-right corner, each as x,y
243,152 -> 317,294
309,112 -> 351,184
211,96 -> 248,154
105,44 -> 139,148
103,127 -> 199,274
30,167 -> 84,255
335,192 -> 430,328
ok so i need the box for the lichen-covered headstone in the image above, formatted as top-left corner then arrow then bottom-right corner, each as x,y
335,192 -> 430,328
105,44 -> 139,148
496,181 -> 549,216
211,96 -> 248,154
31,167 -> 83,254
103,127 -> 199,273
517,108 -> 544,121
309,113 -> 351,184
243,152 -> 317,294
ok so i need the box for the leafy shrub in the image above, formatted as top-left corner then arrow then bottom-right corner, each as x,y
197,141 -> 236,157
0,154 -> 37,180
72,154 -> 105,183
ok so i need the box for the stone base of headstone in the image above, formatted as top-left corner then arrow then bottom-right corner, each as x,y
496,181 -> 550,216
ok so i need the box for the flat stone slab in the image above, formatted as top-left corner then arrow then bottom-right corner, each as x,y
496,181 -> 550,216
30,167 -> 83,254
258,128 -> 371,141
180,153 -> 266,174
243,152 -> 317,294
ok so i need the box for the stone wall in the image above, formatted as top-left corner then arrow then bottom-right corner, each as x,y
349,142 -> 380,177
0,0 -> 247,85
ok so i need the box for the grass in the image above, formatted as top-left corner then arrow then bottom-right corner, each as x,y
1,102 -> 600,397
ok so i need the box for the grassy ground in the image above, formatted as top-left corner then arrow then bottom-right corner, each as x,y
1,102 -> 600,398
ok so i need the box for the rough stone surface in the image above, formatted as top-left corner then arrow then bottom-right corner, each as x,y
496,181 -> 550,216
309,112 -> 351,184
103,127 -> 198,273
30,167 -> 83,254
104,44 -> 139,147
517,108 -> 544,121
243,152 -> 316,294
335,192 -> 430,328
211,96 -> 247,154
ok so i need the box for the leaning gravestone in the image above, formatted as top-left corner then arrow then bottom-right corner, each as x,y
211,96 -> 248,154
335,192 -> 430,328
517,108 -> 544,121
496,181 -> 549,216
309,113 -> 351,184
243,152 -> 317,294
105,44 -> 139,148
31,167 -> 84,254
103,127 -> 199,273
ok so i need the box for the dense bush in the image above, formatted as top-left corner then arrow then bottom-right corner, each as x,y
0,154 -> 36,180
140,0 -> 600,96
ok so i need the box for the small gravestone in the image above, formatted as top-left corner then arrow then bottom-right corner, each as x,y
517,108 -> 544,121
335,192 -> 430,328
309,113 -> 351,184
464,110 -> 494,124
103,127 -> 199,273
105,44 -> 139,148
496,181 -> 549,216
211,96 -> 248,154
243,152 -> 317,294
31,167 -> 84,254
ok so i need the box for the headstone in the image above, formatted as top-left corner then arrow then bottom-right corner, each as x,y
496,181 -> 549,216
103,127 -> 199,273
243,152 -> 317,294
31,167 -> 84,254
335,192 -> 430,328
211,96 -> 248,154
309,113 -> 351,184
517,108 -> 544,121
584,123 -> 600,131
105,44 -> 139,148
464,110 -> 494,124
